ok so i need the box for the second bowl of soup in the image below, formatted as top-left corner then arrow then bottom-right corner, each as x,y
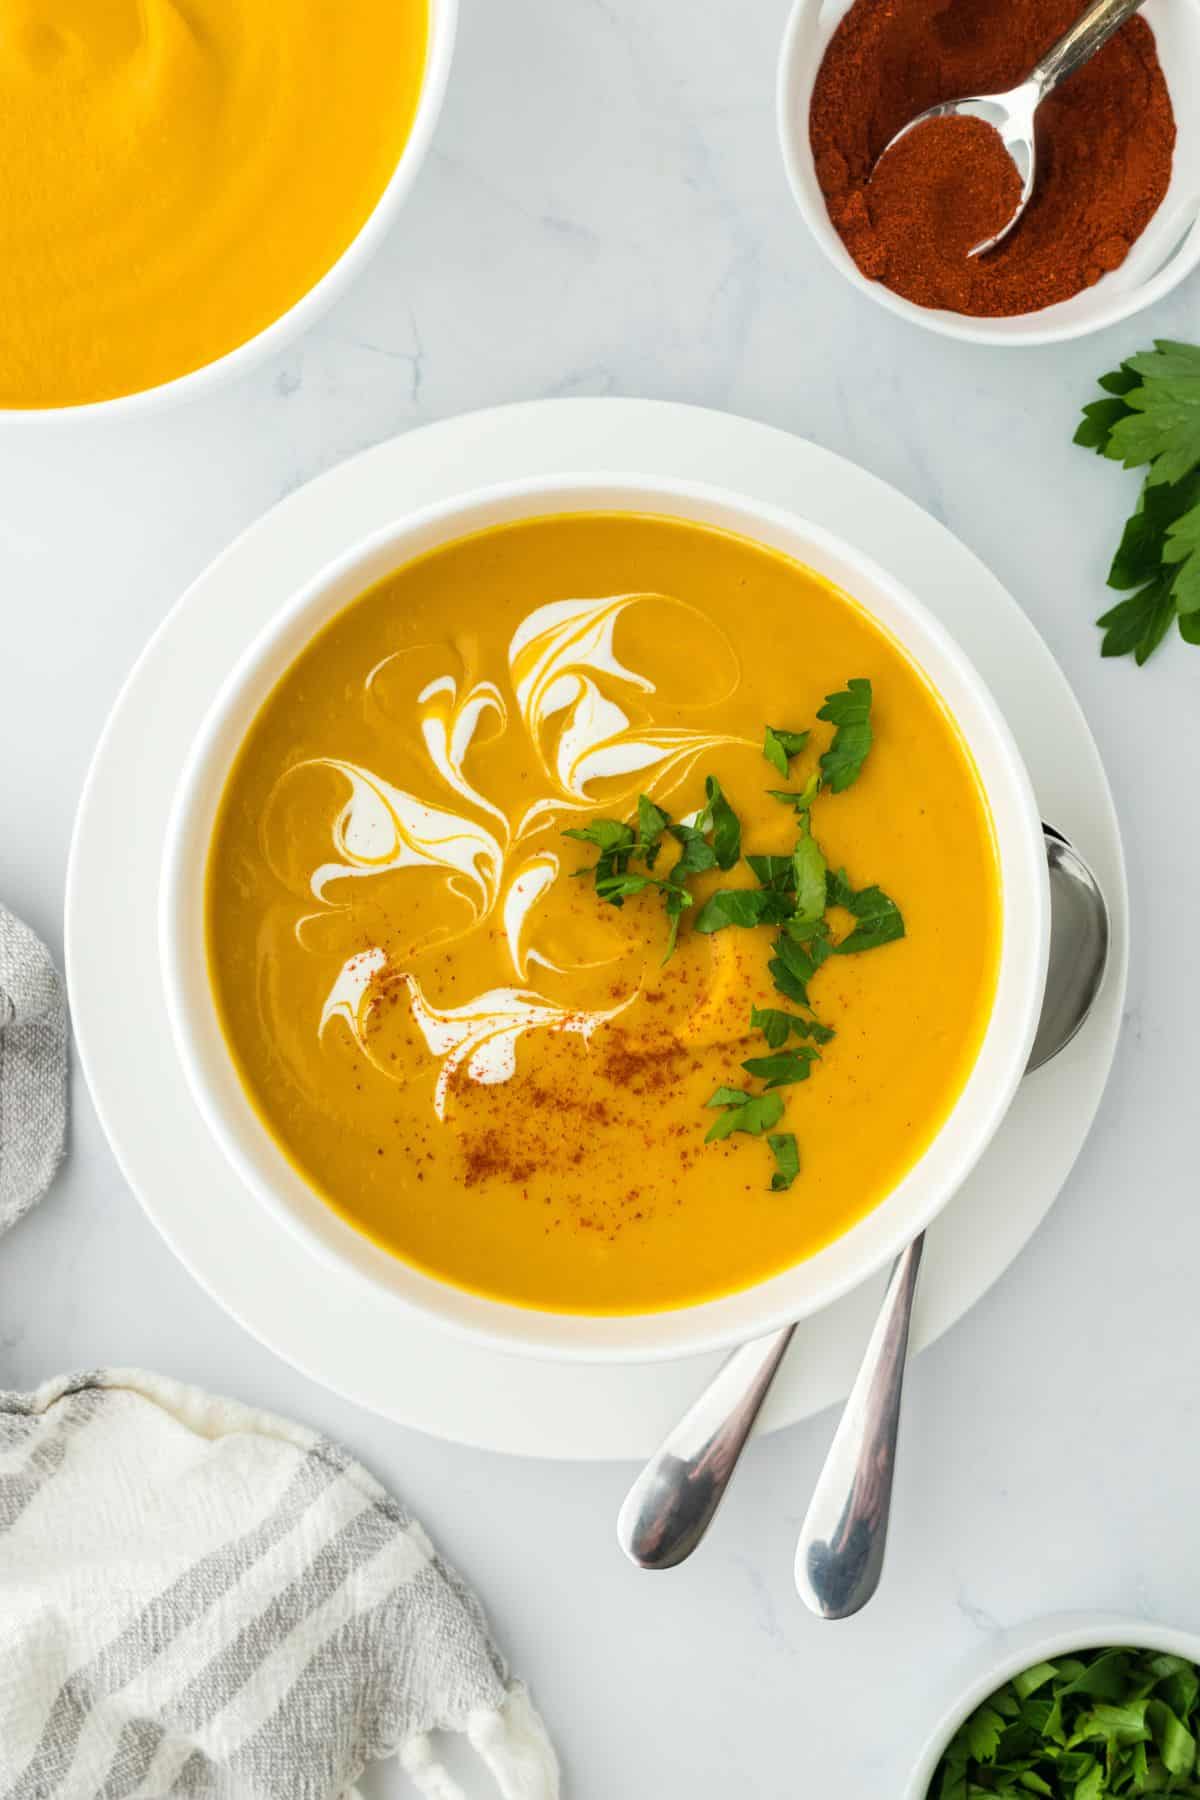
162,477 -> 1049,1360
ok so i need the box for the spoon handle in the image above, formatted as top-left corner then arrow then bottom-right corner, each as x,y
617,1323 -> 795,1568
794,1234 -> 924,1618
1032,0 -> 1147,96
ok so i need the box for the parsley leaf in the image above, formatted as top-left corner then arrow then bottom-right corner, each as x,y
637,795 -> 669,867
693,887 -> 795,933
704,1086 -> 785,1142
1076,340 -> 1200,662
747,853 -> 795,891
562,819 -> 635,853
768,922 -> 833,1005
826,868 -> 906,953
792,833 -> 828,927
700,776 -> 741,870
563,818 -> 638,904
740,1047 -> 819,1088
817,679 -> 873,791
767,1133 -> 799,1191
1097,577 -> 1177,665
669,822 -> 719,876
769,773 -> 821,817
750,1005 -> 834,1048
762,725 -> 810,777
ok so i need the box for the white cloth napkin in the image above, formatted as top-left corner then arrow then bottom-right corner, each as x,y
0,1370 -> 560,1800
0,901 -> 67,1235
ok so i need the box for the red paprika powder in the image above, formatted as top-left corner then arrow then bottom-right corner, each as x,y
809,0 -> 1176,317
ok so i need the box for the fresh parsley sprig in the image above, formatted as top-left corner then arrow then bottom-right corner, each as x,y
1076,339 -> 1200,664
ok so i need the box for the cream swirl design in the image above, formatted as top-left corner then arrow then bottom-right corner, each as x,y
307,592 -> 750,1108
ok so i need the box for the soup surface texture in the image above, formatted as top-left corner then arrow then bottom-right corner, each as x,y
207,514 -> 1001,1314
0,0 -> 426,408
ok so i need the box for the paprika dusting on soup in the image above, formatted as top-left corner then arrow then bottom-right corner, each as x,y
810,0 -> 1175,318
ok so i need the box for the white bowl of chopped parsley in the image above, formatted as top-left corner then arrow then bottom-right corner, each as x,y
908,1615 -> 1200,1799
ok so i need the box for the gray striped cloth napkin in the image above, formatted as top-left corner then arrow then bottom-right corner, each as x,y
0,902 -> 67,1236
0,1370 -> 559,1800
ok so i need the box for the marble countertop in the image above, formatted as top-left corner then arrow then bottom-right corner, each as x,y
1,0 -> 1196,1791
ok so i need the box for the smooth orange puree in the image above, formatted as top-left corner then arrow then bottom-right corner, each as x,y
207,514 -> 1001,1314
0,0 -> 427,408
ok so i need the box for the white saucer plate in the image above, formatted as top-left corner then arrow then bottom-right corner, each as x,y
66,399 -> 1127,1460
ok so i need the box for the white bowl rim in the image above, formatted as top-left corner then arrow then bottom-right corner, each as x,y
160,470 -> 1050,1363
904,1611 -> 1200,1798
0,0 -> 457,424
776,0 -> 1200,347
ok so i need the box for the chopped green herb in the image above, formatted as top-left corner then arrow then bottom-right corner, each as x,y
769,773 -> 821,817
931,1645 -> 1200,1799
740,1047 -> 819,1089
791,833 -> 828,927
826,868 -> 906,954
701,775 -> 741,870
749,1006 -> 834,1048
693,887 -> 795,933
768,922 -> 833,1005
817,678 -> 873,791
704,1086 -> 785,1142
746,853 -> 794,891
562,819 -> 636,854
762,725 -> 810,776
1075,339 -> 1200,663
668,822 -> 719,876
767,1133 -> 799,1191
637,794 -> 669,867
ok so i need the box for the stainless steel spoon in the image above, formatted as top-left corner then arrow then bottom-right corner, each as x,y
795,826 -> 1108,1617
617,825 -> 1109,1575
877,0 -> 1149,257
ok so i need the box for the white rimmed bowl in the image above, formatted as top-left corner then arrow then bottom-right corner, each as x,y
0,0 -> 456,424
160,472 -> 1049,1362
905,1613 -> 1200,1798
777,0 -> 1200,346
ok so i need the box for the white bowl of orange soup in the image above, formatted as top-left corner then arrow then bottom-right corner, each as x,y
0,0 -> 454,416
161,477 -> 1050,1361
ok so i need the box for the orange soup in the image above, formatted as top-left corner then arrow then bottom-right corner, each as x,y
0,0 -> 427,407
206,514 -> 1001,1313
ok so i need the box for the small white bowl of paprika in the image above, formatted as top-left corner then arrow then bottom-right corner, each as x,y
777,0 -> 1200,346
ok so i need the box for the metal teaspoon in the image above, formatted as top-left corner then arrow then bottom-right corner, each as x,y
876,0 -> 1149,256
617,825 -> 1109,1575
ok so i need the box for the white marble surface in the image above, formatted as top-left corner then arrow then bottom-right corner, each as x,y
0,0 -> 1196,1792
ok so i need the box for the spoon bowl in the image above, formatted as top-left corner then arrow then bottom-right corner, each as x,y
874,0 -> 1148,257
880,85 -> 1040,258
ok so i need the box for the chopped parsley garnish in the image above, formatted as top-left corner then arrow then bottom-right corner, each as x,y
768,921 -> 833,1006
749,1006 -> 834,1048
791,833 -> 828,926
565,676 -> 902,1191
704,1086 -> 785,1142
740,1047 -> 819,1089
1076,339 -> 1200,664
700,775 -> 741,870
769,772 -> 820,817
762,725 -> 810,776
826,868 -> 906,954
693,887 -> 795,932
931,1645 -> 1200,1799
767,1133 -> 799,1191
817,678 -> 873,791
